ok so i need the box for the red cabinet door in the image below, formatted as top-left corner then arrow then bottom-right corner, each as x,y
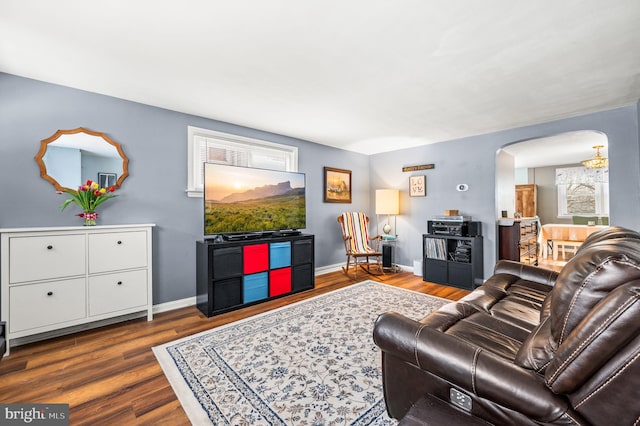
243,243 -> 269,274
269,267 -> 292,297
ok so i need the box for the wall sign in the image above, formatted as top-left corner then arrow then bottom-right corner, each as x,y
402,164 -> 434,172
409,175 -> 426,197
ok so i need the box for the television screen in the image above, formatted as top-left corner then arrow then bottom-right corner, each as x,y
204,163 -> 306,235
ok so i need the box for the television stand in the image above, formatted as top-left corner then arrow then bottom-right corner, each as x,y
196,234 -> 315,317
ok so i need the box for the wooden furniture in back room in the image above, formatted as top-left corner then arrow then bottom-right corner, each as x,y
515,184 -> 537,217
1,224 -> 154,355
498,217 -> 539,266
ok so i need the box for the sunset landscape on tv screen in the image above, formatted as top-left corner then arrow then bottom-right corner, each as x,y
204,163 -> 306,235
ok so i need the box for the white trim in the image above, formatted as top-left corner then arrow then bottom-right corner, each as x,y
0,223 -> 156,233
152,267 -> 346,313
8,312 -> 148,348
7,265 -> 419,350
153,296 -> 197,314
186,126 -> 298,197
314,262 -> 410,275
315,263 -> 343,275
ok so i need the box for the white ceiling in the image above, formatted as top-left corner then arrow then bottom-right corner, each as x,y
502,130 -> 608,168
1,1 -> 639,161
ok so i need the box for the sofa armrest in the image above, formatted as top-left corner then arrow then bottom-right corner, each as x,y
373,312 -> 570,423
493,260 -> 558,288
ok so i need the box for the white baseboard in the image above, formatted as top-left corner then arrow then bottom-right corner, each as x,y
315,263 -> 343,275
151,263 -> 419,315
8,264 -> 421,349
153,296 -> 197,314
151,265 -> 343,314
313,262 -> 417,275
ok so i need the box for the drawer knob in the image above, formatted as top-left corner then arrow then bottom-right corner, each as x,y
47,245 -> 53,250
47,291 -> 53,296
117,281 -> 123,285
117,240 -> 122,245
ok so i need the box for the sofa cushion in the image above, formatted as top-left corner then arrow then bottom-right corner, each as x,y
460,273 -> 551,332
514,316 -> 556,372
421,302 -> 530,361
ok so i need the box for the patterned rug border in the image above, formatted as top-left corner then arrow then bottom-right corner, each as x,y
153,280 -> 449,425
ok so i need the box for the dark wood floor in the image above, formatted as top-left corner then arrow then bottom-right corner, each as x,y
0,271 -> 469,425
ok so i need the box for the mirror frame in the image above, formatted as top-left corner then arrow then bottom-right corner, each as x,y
35,127 -> 129,192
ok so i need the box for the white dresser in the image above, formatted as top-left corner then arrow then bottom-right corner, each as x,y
1,224 -> 154,354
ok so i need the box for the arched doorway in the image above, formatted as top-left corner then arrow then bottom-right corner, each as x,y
496,130 -> 610,269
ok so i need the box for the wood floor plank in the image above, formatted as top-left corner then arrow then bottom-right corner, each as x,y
0,271 -> 468,424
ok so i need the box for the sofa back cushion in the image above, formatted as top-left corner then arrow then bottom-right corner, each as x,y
544,280 -> 640,393
550,238 -> 640,346
514,232 -> 640,373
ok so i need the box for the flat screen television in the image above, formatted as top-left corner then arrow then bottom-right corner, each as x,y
204,163 -> 306,236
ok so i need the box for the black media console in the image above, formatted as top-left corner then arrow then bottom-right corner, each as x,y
422,233 -> 483,290
196,233 -> 314,317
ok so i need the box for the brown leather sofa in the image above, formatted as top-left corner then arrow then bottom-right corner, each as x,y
373,226 -> 640,425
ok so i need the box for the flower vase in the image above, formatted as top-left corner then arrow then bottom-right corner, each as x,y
81,211 -> 98,226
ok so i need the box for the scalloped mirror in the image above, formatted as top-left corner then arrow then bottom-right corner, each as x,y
35,127 -> 129,192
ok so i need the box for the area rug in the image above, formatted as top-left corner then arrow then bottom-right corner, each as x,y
153,280 -> 448,425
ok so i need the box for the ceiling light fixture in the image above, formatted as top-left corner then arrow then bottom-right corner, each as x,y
581,145 -> 608,169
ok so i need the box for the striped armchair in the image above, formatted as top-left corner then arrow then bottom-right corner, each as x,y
337,212 -> 382,278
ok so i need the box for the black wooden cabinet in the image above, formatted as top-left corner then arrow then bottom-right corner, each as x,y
196,234 -> 314,317
422,234 -> 483,290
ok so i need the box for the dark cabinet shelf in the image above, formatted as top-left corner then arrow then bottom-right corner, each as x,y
422,234 -> 483,290
498,218 -> 539,266
196,234 -> 314,317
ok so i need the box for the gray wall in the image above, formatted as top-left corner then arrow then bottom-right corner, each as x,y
531,165 -> 562,225
496,150 -> 515,217
2,72 -> 639,304
369,106 -> 640,279
0,73 -> 369,304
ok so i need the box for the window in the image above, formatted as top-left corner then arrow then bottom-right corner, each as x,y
187,126 -> 298,197
556,166 -> 609,218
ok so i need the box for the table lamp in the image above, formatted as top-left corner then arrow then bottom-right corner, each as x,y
375,189 -> 399,238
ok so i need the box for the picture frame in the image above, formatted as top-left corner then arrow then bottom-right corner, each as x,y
98,172 -> 117,188
409,175 -> 426,197
324,167 -> 352,203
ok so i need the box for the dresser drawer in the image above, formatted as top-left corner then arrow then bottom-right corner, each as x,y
9,234 -> 86,283
88,270 -> 148,316
9,278 -> 86,333
88,231 -> 148,273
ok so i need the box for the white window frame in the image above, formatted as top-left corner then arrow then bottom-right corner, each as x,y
556,166 -> 609,218
187,126 -> 298,197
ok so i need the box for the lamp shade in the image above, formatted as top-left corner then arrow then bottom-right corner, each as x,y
375,189 -> 399,215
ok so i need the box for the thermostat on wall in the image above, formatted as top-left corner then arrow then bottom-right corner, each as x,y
456,184 -> 469,192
